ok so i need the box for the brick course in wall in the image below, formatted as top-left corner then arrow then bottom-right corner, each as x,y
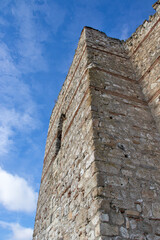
33,1 -> 160,239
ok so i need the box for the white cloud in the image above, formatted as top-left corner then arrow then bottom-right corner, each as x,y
0,124 -> 13,155
0,41 -> 19,76
0,40 -> 39,156
0,221 -> 33,240
0,107 -> 37,155
0,108 -> 36,131
120,24 -> 129,40
10,0 -> 66,74
11,0 -> 48,73
0,167 -> 38,213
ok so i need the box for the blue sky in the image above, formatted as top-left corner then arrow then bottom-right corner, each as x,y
0,0 -> 156,239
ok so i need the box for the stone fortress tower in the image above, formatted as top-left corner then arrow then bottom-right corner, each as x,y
33,1 -> 160,239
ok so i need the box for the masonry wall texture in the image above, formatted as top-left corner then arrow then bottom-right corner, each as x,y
33,2 -> 160,240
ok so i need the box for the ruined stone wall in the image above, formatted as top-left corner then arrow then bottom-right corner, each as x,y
33,2 -> 160,240
126,3 -> 160,131
33,29 -> 100,240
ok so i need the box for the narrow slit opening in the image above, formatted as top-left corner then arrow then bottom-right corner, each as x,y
55,113 -> 66,156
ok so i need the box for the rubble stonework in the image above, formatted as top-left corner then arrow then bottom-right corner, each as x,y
33,2 -> 160,239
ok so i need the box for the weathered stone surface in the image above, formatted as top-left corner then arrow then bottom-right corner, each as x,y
125,210 -> 140,217
136,204 -> 142,212
33,2 -> 160,239
152,203 -> 160,218
155,225 -> 160,235
100,223 -> 119,236
100,213 -> 109,223
120,227 -> 129,238
110,211 -> 124,226
130,219 -> 137,230
137,221 -> 152,234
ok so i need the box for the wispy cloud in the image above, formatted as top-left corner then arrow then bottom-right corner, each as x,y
0,167 -> 38,213
0,0 -> 67,157
0,125 -> 13,156
0,41 -> 39,156
120,24 -> 129,40
0,41 -> 19,77
9,0 -> 66,74
33,0 -> 66,34
12,1 -> 48,73
0,107 -> 37,155
0,221 -> 33,240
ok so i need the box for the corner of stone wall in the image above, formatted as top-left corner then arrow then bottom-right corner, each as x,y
80,27 -> 109,239
124,0 -> 160,133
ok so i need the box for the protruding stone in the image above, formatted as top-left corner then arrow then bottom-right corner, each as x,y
120,227 -> 129,238
92,214 -> 99,226
126,210 -> 140,217
100,213 -> 109,222
126,217 -> 130,229
130,219 -> 137,230
136,204 -> 142,212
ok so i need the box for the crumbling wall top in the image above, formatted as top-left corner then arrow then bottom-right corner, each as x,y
125,1 -> 160,54
153,0 -> 160,11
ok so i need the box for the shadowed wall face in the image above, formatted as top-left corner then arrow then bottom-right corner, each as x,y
86,26 -> 160,239
126,4 -> 160,131
33,2 -> 160,239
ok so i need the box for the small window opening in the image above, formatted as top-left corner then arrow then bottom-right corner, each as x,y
55,113 -> 66,156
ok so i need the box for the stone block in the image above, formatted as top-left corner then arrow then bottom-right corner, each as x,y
120,227 -> 129,238
125,210 -> 140,217
100,223 -> 119,236
110,211 -> 124,225
152,203 -> 160,218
